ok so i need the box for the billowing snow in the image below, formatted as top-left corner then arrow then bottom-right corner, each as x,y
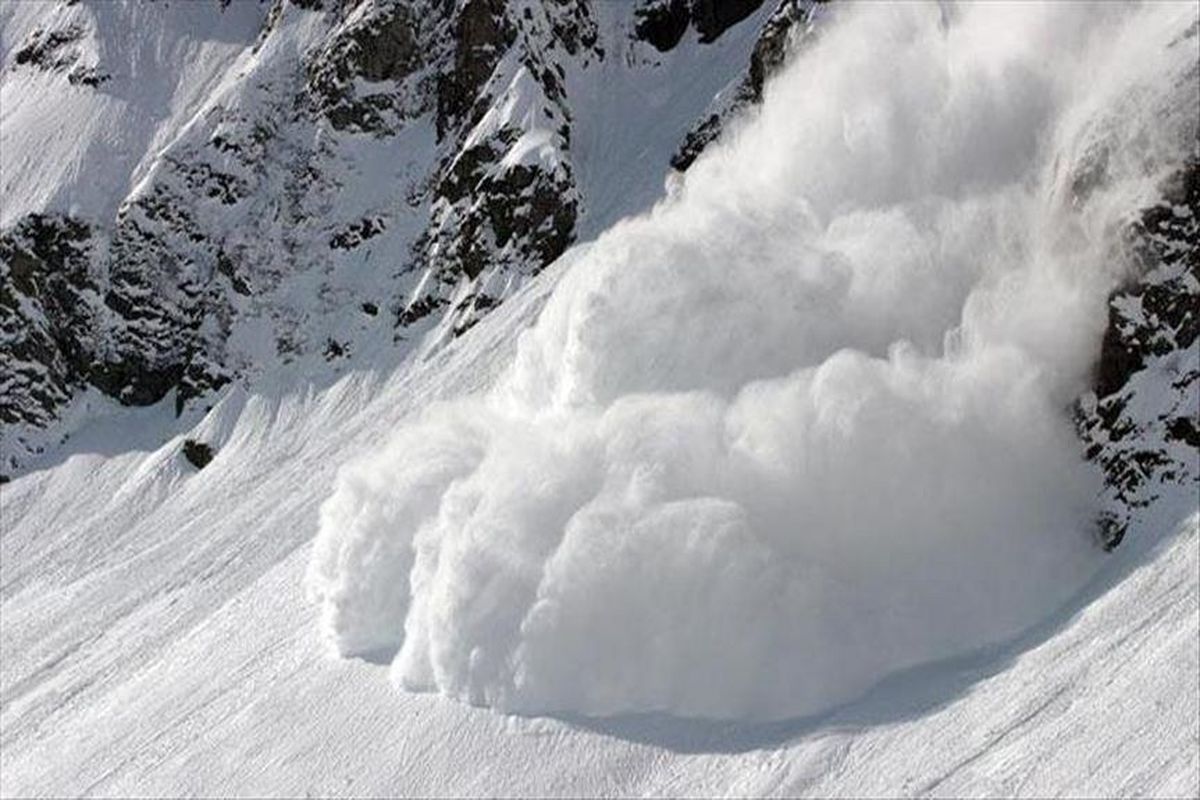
2,259 -> 1196,795
2,1 -> 1199,796
308,1 -> 1199,720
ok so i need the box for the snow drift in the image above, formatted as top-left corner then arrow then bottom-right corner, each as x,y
308,1 -> 1199,720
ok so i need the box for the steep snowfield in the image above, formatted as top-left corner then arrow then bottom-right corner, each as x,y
0,0 -> 269,227
2,0 -> 1199,796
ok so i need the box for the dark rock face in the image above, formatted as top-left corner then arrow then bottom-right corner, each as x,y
1077,159 -> 1200,549
1094,165 -> 1199,398
692,0 -> 765,43
307,0 -> 434,134
436,0 -> 515,140
182,438 -> 215,469
634,0 -> 765,52
426,127 -> 576,284
99,190 -> 217,407
0,0 -> 767,472
1,176 -> 243,429
634,0 -> 690,52
330,218 -> 386,250
744,0 -> 811,100
12,22 -> 110,87
0,0 -> 589,440
401,1 -> 594,334
14,24 -> 84,70
0,215 -> 99,426
0,210 -> 230,425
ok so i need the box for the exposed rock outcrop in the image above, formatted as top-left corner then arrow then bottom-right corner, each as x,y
0,214 -> 99,426
307,0 -> 434,134
0,0 -> 777,475
1077,160 -> 1199,549
633,0 -> 765,52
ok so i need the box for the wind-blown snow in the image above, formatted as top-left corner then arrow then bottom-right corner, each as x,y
308,1 -> 1199,720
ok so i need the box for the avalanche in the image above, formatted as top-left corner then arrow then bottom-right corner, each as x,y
2,0 -> 1198,796
309,0 -> 1199,720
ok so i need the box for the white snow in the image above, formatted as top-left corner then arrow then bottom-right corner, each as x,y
1,255 -> 1196,796
0,0 -> 269,228
309,0 -> 1199,721
566,0 -> 778,240
2,1 -> 1198,796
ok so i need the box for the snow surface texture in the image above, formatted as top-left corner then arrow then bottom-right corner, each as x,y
309,1 -> 1200,720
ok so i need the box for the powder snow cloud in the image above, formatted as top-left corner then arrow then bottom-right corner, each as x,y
308,1 -> 1199,720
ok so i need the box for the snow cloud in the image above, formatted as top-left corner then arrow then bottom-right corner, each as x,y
309,1 -> 1199,719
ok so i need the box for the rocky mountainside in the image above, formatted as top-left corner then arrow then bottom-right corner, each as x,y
0,0 -> 820,475
0,4 -> 1197,795
1,0 -> 1196,557
1077,158 -> 1199,549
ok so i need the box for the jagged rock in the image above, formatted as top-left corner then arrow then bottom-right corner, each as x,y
692,0 -> 765,43
745,0 -> 813,100
398,1 -> 593,333
436,0 -> 514,140
307,0 -> 435,134
634,0 -> 765,52
323,338 -> 349,360
177,355 -> 233,416
0,0 -> 773,473
634,0 -> 690,52
13,24 -> 85,71
182,438 -> 216,469
1077,159 -> 1199,549
330,217 -> 386,250
12,21 -> 111,88
428,128 -> 576,281
99,195 -> 210,406
543,0 -> 599,57
216,250 -> 253,296
0,214 -> 99,426
67,65 -> 109,87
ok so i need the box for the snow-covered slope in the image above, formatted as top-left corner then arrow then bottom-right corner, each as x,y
1,0 -> 1198,797
1,244 -> 1197,797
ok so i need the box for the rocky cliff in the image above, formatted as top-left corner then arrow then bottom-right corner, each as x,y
1,0 -> 810,472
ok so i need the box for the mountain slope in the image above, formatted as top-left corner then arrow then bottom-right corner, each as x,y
1,0 -> 1198,797
0,250 -> 1195,797
1,0 -> 803,475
